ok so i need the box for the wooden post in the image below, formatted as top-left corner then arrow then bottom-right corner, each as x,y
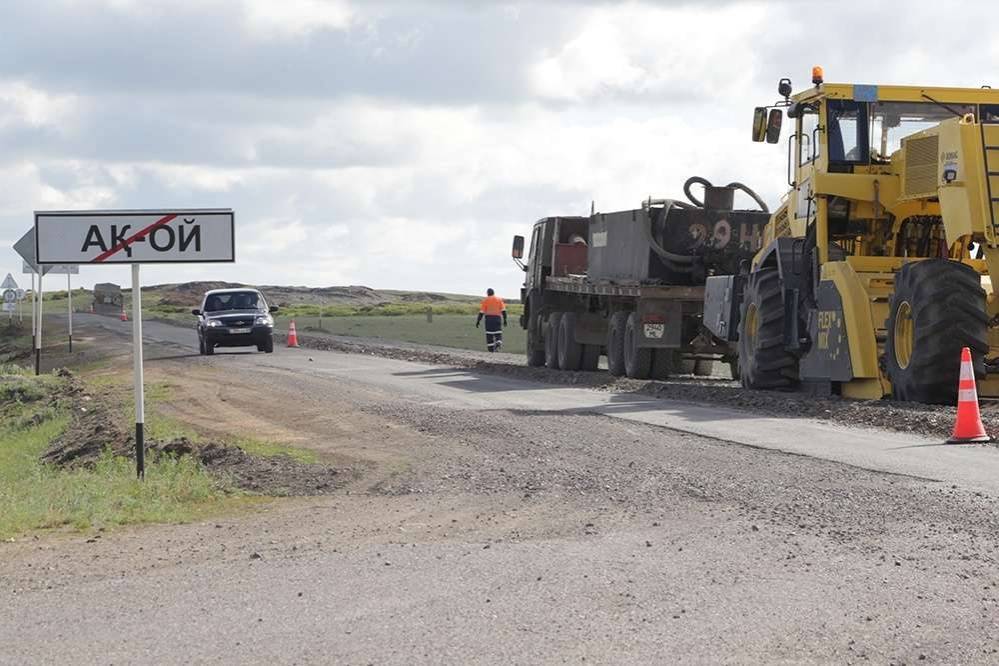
426,306 -> 433,323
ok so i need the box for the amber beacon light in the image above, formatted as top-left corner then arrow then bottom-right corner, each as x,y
812,66 -> 824,86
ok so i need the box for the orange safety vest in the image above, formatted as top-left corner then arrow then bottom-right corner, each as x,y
479,295 -> 506,316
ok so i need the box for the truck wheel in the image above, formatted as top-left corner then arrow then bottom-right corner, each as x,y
526,312 -> 546,367
581,344 -> 601,371
738,268 -> 798,390
558,313 -> 583,370
545,312 -> 563,369
607,312 -> 629,376
651,349 -> 679,380
205,341 -> 214,356
624,312 -> 652,379
727,359 -> 740,381
263,336 -> 274,354
885,259 -> 988,404
198,336 -> 206,356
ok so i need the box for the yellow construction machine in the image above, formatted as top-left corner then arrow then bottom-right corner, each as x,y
703,68 -> 999,403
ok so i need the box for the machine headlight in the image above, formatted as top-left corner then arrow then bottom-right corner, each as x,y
254,315 -> 274,327
207,319 -> 223,327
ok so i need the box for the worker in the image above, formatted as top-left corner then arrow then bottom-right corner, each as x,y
476,288 -> 507,352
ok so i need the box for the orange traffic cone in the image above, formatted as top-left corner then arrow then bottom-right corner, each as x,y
948,346 -> 990,443
120,308 -> 128,322
287,320 -> 299,348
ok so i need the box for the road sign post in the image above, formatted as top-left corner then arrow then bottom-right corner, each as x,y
34,209 -> 234,478
131,264 -> 145,478
68,273 -> 73,352
35,272 -> 43,375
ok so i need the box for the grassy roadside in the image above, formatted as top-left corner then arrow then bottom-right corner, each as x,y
0,367 -> 245,540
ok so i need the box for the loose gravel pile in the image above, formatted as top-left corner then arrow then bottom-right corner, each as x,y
279,331 -> 987,442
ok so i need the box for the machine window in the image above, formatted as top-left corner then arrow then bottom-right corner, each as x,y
799,107 -> 820,165
827,100 -> 869,163
982,104 -> 999,124
869,101 -> 974,161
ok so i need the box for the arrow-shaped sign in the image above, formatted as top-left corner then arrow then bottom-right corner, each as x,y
14,228 -> 53,276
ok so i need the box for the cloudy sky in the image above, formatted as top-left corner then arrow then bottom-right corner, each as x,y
1,0 -> 995,296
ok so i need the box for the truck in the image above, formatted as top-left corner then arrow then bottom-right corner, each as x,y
511,177 -> 770,379
703,68 -> 999,404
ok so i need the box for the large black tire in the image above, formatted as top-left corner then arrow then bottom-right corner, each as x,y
624,312 -> 653,379
885,259 -> 988,404
581,344 -> 601,371
205,340 -> 214,356
693,360 -> 714,376
607,312 -> 629,377
651,349 -> 678,380
526,311 -> 546,367
738,269 -> 798,390
545,312 -> 563,369
558,313 -> 583,370
198,335 -> 206,356
263,336 -> 274,354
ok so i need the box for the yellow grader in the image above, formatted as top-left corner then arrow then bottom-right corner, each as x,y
703,68 -> 999,403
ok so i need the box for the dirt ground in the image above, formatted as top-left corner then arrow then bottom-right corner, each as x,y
6,327 -> 999,662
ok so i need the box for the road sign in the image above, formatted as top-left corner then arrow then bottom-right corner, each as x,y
14,229 -> 53,275
2,289 -> 15,313
1,273 -> 18,290
15,289 -> 25,301
34,209 -> 235,264
34,207 -> 236,481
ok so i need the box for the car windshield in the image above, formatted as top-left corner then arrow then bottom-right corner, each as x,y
203,291 -> 266,313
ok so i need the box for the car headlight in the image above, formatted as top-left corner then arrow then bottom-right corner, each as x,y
207,319 -> 223,327
254,315 -> 274,327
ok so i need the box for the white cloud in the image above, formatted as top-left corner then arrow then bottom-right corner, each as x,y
0,80 -> 79,129
241,0 -> 356,39
529,2 -> 768,103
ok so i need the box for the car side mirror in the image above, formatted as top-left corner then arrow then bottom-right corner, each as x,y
766,108 -> 783,144
191,309 -> 201,316
752,107 -> 770,142
512,235 -> 525,259
269,305 -> 279,313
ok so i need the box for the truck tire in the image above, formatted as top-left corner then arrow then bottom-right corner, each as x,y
651,349 -> 679,380
558,313 -> 583,370
885,259 -> 988,404
738,268 -> 798,390
607,312 -> 629,376
581,344 -> 601,371
545,312 -> 563,369
526,311 -> 546,367
693,359 -> 714,376
624,312 -> 653,379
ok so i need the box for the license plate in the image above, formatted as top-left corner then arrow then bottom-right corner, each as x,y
229,327 -> 251,334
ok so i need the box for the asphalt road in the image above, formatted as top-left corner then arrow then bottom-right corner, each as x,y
5,313 -> 999,664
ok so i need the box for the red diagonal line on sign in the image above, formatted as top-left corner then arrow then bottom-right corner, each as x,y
92,213 -> 179,262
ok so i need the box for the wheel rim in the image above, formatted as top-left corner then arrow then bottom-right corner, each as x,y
893,301 -> 914,370
744,303 -> 759,350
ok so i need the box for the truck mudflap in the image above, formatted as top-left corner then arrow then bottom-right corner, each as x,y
636,299 -> 682,348
703,275 -> 744,342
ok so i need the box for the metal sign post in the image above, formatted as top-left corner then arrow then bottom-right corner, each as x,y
131,264 -> 145,478
30,273 -> 35,349
35,272 -> 43,375
34,208 -> 235,479
67,273 -> 73,352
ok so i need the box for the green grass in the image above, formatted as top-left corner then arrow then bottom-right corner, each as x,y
286,313 -> 527,355
0,397 -> 237,540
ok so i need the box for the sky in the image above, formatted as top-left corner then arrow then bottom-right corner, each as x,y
1,0 -> 996,297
